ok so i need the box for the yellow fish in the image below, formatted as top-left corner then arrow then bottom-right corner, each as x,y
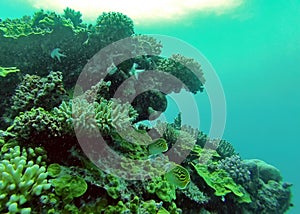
157,207 -> 170,214
164,164 -> 190,189
148,138 -> 168,155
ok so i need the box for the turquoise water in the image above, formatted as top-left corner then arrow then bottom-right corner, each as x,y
138,2 -> 300,213
1,0 -> 299,213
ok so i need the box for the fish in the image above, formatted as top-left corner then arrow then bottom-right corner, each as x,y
50,48 -> 66,62
164,164 -> 190,189
148,138 -> 168,155
129,63 -> 145,79
157,207 -> 170,214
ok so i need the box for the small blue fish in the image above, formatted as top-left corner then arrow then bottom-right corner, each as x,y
51,48 -> 66,62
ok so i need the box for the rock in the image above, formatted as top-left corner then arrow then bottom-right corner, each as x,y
243,159 -> 282,183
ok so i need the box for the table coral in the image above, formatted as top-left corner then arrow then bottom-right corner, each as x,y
192,163 -> 251,203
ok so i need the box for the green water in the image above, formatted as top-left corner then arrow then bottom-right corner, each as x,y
1,0 -> 299,213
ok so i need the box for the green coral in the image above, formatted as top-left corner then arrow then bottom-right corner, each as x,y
216,139 -> 236,158
96,12 -> 134,45
0,15 -> 41,38
31,10 -> 77,31
54,97 -> 138,136
104,174 -> 123,199
0,8 -> 294,214
0,66 -> 20,77
9,107 -> 65,141
0,146 -> 51,213
180,181 -> 209,204
50,174 -> 87,201
105,197 -> 165,214
47,163 -> 87,203
192,163 -> 251,203
47,163 -> 62,177
63,7 -> 83,27
8,71 -> 67,121
0,9 -> 81,38
146,176 -> 176,203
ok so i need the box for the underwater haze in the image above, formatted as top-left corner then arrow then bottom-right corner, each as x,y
0,0 -> 299,213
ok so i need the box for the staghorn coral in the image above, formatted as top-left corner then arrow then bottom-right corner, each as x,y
83,79 -> 112,102
54,97 -> 138,136
0,146 -> 51,213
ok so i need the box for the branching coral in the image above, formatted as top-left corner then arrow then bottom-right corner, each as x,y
218,155 -> 251,186
54,97 -> 138,136
0,146 -> 51,213
216,139 -> 236,158
0,8 -> 294,214
96,12 -> 135,45
132,34 -> 163,56
63,7 -> 83,28
180,181 -> 209,205
156,54 -> 205,94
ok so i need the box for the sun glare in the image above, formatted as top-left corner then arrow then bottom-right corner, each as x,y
28,0 -> 242,23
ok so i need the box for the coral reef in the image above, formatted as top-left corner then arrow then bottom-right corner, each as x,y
192,163 -> 252,203
5,71 -> 67,124
95,12 -> 135,45
0,66 -> 20,77
217,155 -> 251,186
9,107 -> 65,142
0,8 -> 293,214
156,54 -> 205,94
0,146 -> 50,213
